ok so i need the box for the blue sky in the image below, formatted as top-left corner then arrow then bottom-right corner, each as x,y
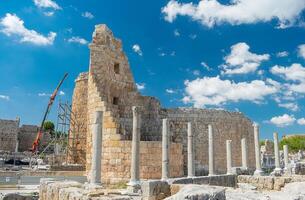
1,0 -> 305,139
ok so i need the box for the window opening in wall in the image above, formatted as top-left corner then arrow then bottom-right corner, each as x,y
113,97 -> 119,105
114,63 -> 120,74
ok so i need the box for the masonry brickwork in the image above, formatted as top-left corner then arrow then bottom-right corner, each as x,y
67,72 -> 88,165
0,119 -> 51,152
68,24 -> 256,184
0,118 -> 19,151
18,124 -> 51,152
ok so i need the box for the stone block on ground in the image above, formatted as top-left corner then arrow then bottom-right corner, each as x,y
2,193 -> 38,200
165,184 -> 225,200
141,180 -> 171,200
168,177 -> 193,185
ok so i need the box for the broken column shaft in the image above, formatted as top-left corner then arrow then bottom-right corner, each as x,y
187,122 -> 195,177
273,132 -> 281,173
253,123 -> 263,176
226,140 -> 232,174
283,145 -> 289,170
208,124 -> 215,176
162,118 -> 170,180
90,111 -> 103,185
129,106 -> 141,186
241,138 -> 248,169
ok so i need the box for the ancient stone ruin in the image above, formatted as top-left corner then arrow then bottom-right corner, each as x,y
0,118 -> 51,152
68,24 -> 256,184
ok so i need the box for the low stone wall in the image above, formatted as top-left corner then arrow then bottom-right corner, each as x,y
39,179 -> 83,200
168,174 -> 237,187
0,170 -> 84,177
238,175 -> 305,190
0,119 -> 19,152
39,179 -> 134,200
141,175 -> 236,200
87,141 -> 184,184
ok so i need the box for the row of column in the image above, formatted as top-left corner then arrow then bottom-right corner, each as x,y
162,119 -> 248,177
88,108 -> 254,186
89,107 -> 289,186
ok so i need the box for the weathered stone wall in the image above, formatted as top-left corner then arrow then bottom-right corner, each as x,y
165,108 -> 255,174
18,124 -> 51,152
238,175 -> 305,191
18,125 -> 38,152
0,118 -> 19,151
67,72 -> 88,165
97,141 -> 184,184
71,24 -> 255,183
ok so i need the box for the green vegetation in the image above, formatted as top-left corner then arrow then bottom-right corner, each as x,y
43,121 -> 55,132
279,136 -> 305,153
259,140 -> 265,146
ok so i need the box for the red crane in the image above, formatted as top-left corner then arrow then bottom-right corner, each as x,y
31,73 -> 68,153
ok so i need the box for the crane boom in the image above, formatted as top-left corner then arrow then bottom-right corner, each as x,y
31,73 -> 68,153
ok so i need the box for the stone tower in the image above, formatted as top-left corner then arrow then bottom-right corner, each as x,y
69,24 -> 256,184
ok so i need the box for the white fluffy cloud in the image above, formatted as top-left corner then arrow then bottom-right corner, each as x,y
276,51 -> 289,57
271,63 -> 305,82
297,118 -> 305,125
278,102 -> 299,112
162,0 -> 305,28
166,89 -> 176,94
38,92 -> 50,97
38,90 -> 64,97
33,0 -> 61,10
201,62 -> 211,71
0,13 -> 56,46
270,114 -> 296,127
221,42 -> 270,75
174,29 -> 180,36
136,83 -> 145,90
183,76 -> 277,107
67,36 -> 88,45
298,44 -> 305,60
132,44 -> 143,56
82,12 -> 94,19
0,95 -> 10,101
59,90 -> 65,96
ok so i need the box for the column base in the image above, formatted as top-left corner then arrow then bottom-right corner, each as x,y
253,169 -> 264,176
126,180 -> 141,194
272,168 -> 283,176
83,182 -> 103,190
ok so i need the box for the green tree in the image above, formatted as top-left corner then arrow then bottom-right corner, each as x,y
279,136 -> 305,153
43,121 -> 55,131
260,140 -> 265,146
43,121 -> 55,137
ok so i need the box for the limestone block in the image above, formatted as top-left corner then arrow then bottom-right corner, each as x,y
274,177 -> 291,191
2,193 -> 35,200
168,177 -> 193,185
165,184 -> 226,200
46,181 -> 82,200
59,187 -> 84,200
141,180 -> 171,200
39,178 -> 56,200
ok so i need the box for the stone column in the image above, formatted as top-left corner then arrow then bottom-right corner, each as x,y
187,122 -> 195,177
90,111 -> 103,185
226,140 -> 232,174
129,106 -> 141,187
253,123 -> 263,176
15,139 -> 19,153
273,132 -> 282,173
208,124 -> 215,176
162,118 -> 170,180
283,145 -> 289,170
241,138 -> 248,169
